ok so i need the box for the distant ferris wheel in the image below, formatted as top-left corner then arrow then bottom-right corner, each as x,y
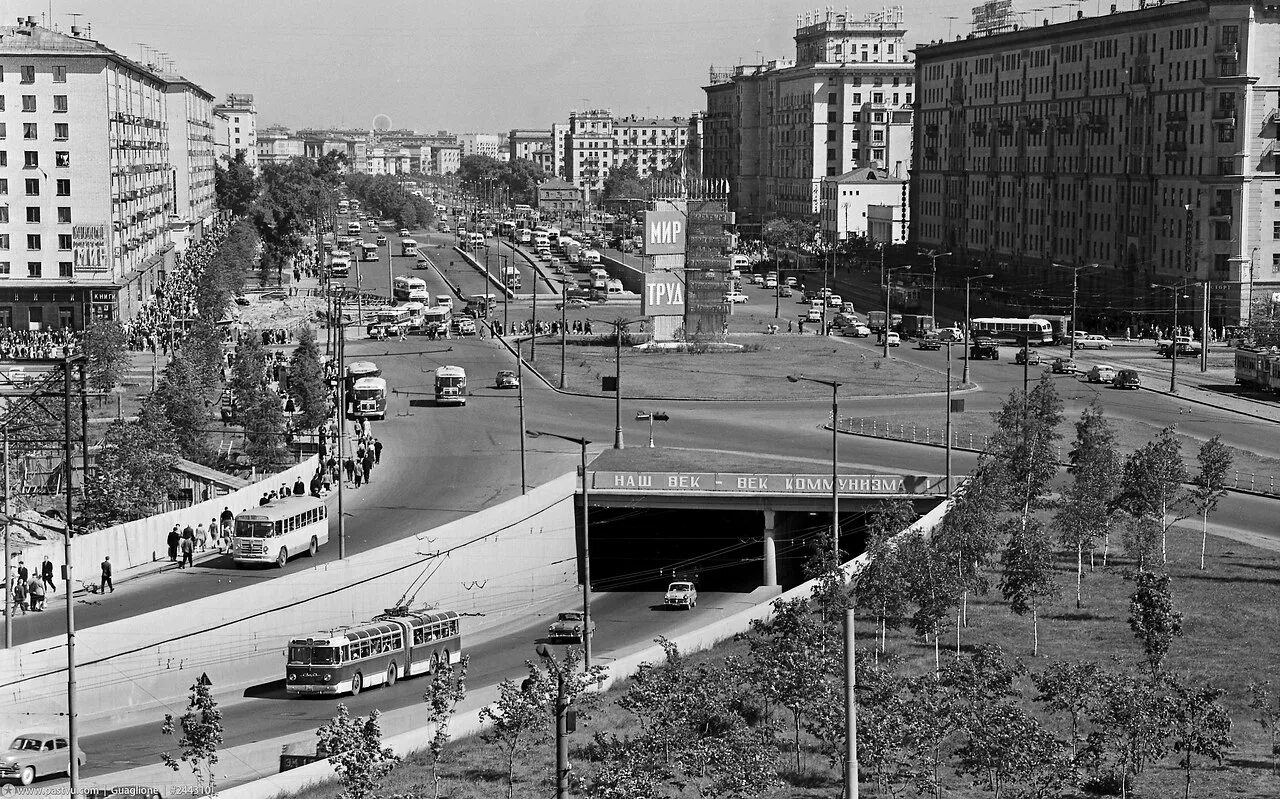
372,114 -> 392,132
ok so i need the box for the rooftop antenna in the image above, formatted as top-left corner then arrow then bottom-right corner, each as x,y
67,12 -> 82,33
944,15 -> 959,37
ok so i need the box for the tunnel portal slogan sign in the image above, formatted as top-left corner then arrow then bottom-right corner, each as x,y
591,471 -> 945,495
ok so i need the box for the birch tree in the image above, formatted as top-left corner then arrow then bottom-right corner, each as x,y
1190,436 -> 1232,570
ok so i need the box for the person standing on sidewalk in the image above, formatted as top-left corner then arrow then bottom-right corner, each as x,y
100,556 -> 114,593
180,532 -> 195,568
373,438 -> 383,464
40,557 -> 56,594
27,575 -> 45,612
167,527 -> 180,561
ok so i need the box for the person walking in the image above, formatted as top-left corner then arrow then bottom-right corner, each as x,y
27,575 -> 45,612
100,556 -> 114,593
16,560 -> 28,588
40,556 -> 56,594
343,456 -> 356,484
353,463 -> 363,488
220,506 -> 234,528
361,452 -> 374,485
167,527 -> 180,562
373,438 -> 383,464
195,522 -> 208,553
12,576 -> 27,615
180,532 -> 195,568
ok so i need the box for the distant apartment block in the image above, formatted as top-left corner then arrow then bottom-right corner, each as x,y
212,93 -> 257,170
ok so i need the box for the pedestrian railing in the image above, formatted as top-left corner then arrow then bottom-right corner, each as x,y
835,415 -> 1280,497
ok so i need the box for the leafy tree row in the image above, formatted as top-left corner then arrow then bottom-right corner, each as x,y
456,154 -> 546,206
344,173 -> 437,230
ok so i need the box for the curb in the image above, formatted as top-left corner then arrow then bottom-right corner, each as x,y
1138,384 -> 1279,424
502,239 -> 562,295
452,246 -> 514,298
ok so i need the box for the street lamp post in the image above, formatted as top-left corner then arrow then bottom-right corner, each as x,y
599,317 -> 645,449
924,250 -> 951,321
1152,281 -> 1194,393
945,343 -> 953,495
635,410 -> 670,447
526,430 -> 593,669
1053,262 -> 1099,355
785,375 -> 842,562
883,265 -> 911,358
961,274 -> 995,384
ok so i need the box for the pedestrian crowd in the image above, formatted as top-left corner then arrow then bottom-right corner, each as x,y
493,319 -> 592,337
0,328 -> 78,360
5,556 -> 57,613
123,217 -> 233,353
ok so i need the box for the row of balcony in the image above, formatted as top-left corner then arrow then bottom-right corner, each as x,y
112,112 -> 165,128
112,139 -> 167,151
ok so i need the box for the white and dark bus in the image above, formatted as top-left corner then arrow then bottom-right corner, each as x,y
233,494 -> 329,568
969,317 -> 1055,345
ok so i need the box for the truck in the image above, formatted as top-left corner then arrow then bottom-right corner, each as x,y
866,310 -> 888,333
1030,314 -> 1073,344
563,239 -> 582,265
502,265 -> 521,290
901,314 -> 936,339
970,337 -> 1000,360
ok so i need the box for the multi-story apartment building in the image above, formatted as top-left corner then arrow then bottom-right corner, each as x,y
433,146 -> 460,175
702,7 -> 916,228
458,133 -> 500,158
612,115 -> 690,176
0,18 -> 184,330
550,122 -> 569,178
256,124 -> 304,167
212,93 -> 257,170
912,0 -> 1280,326
565,109 -> 614,200
509,129 -> 552,163
163,75 -> 216,235
299,129 -> 368,174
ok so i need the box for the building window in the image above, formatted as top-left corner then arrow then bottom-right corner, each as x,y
0,208 -> 7,223
57,206 -> 70,223
53,95 -> 67,112
22,123 -> 36,140
1274,253 -> 1280,274
1274,221 -> 1280,240
27,261 -> 41,278
873,92 -> 884,104
0,235 -> 8,250
23,151 -> 37,168
26,234 -> 40,250
57,234 -> 71,251
1221,25 -> 1239,46
21,95 -> 35,112
24,178 -> 38,196
0,262 -> 8,276
53,123 -> 68,140
25,207 -> 39,224
19,66 -> 34,84
58,262 -> 72,278
56,179 -> 69,196
54,151 -> 69,168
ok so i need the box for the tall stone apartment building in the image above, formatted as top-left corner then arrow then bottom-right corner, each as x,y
564,110 -> 692,201
212,93 -> 257,170
0,18 -> 220,331
702,7 -> 916,229
912,0 -> 1280,326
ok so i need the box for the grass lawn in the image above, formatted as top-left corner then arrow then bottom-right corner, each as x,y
525,335 -> 961,401
837,406 -> 1280,491
281,527 -> 1280,799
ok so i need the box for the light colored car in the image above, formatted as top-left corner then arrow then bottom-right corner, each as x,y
785,276 -> 798,287
0,732 -> 86,785
495,370 -> 519,389
538,249 -> 552,261
664,581 -> 698,609
453,318 -> 477,336
1051,357 -> 1077,374
1077,334 -> 1113,349
549,257 -> 561,271
1015,347 -> 1045,365
936,327 -> 962,342
398,228 -> 411,237
805,307 -> 824,323
375,235 -> 387,246
1086,364 -> 1118,383
547,610 -> 595,642
764,277 -> 778,289
843,322 -> 871,338
827,294 -> 843,308
885,332 -> 901,347
723,291 -> 749,304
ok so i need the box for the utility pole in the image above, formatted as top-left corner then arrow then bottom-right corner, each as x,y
845,606 -> 858,799
517,341 -> 527,495
3,422 -> 10,649
945,343 -> 953,496
62,356 -> 81,794
1200,281 -> 1210,373
559,292 -> 567,391
531,279 -> 539,363
336,296 -> 347,559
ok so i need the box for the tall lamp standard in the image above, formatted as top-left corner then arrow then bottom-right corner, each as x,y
923,250 -> 951,321
597,317 -> 646,448
1151,281 -> 1195,392
961,273 -> 995,384
526,430 -> 593,669
785,376 -> 854,799
882,265 -> 911,358
1053,262 -> 1099,355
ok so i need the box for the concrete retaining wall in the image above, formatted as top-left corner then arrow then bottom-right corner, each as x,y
213,496 -> 952,799
15,457 -> 319,583
0,472 -> 578,740
598,254 -> 645,295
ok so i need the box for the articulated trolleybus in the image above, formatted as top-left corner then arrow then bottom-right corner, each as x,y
970,317 -> 1055,345
286,607 -> 462,695
233,494 -> 329,568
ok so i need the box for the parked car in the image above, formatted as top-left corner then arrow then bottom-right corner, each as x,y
723,291 -> 749,304
1051,356 -> 1077,374
0,732 -> 86,785
547,610 -> 595,642
917,333 -> 942,350
827,294 -> 843,308
495,370 -> 519,389
1076,334 -> 1113,349
1014,347 -> 1044,365
1086,364 -> 1118,383
1113,368 -> 1141,389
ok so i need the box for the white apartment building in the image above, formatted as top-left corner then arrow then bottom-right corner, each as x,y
819,167 -> 909,242
458,133 -> 500,158
433,146 -> 461,175
551,122 -> 569,178
564,111 -> 692,201
163,76 -> 216,235
256,124 -> 304,167
213,93 -> 257,170
702,7 -> 916,227
0,18 -> 185,330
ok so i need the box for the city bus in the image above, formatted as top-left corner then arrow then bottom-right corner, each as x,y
233,494 -> 329,568
367,306 -> 414,338
348,375 -> 388,420
970,317 -> 1055,345
434,365 -> 467,406
344,360 -> 381,389
401,239 -> 419,257
360,242 -> 379,262
421,306 -> 450,336
285,607 -> 462,695
393,275 -> 429,302
497,220 -> 516,239
328,250 -> 351,279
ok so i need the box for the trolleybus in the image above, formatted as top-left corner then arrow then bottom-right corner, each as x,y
233,494 -> 329,568
286,607 -> 461,695
969,317 -> 1055,345
434,365 -> 467,405
393,275 -> 429,302
1235,347 -> 1280,394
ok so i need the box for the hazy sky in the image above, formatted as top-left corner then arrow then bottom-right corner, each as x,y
35,0 -> 1110,133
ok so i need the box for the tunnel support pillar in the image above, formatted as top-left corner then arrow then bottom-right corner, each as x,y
762,508 -> 779,588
